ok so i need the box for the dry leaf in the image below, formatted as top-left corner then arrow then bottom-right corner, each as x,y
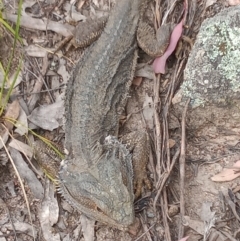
183,216 -> 204,235
211,161 -> 240,182
39,180 -> 60,241
169,139 -> 176,148
9,139 -> 33,158
200,202 -> 215,223
172,89 -> 183,104
0,127 -> 10,150
205,0 -> 217,8
25,45 -> 53,58
63,2 -> 86,23
57,59 -> 70,84
4,100 -> 20,131
9,147 -> 44,199
227,0 -> 240,5
4,13 -> 74,37
92,0 -> 99,7
28,99 -> 64,131
80,215 -> 95,241
135,64 -> 155,80
142,94 -> 154,130
0,70 -> 4,87
15,107 -> 28,135
128,217 -> 141,236
8,71 -> 23,88
132,76 -> 143,86
0,231 -> 6,241
2,222 -> 37,238
178,237 -> 189,241
27,78 -> 43,113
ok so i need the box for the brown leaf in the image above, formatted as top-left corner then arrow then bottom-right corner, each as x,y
4,100 -> 20,131
169,139 -> 176,148
132,76 -> 143,86
178,237 -> 189,241
227,0 -> 240,5
211,161 -> 240,182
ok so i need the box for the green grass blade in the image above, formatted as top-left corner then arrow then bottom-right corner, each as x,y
0,0 -> 23,115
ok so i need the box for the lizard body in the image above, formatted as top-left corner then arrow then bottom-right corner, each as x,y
61,0 -> 143,230
35,0 -> 171,230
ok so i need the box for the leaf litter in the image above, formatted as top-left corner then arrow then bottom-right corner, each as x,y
211,161 -> 240,182
39,179 -> 60,241
1,0 -> 240,240
9,147 -> 44,200
28,98 -> 64,131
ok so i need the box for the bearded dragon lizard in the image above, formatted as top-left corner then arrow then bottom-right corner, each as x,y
35,0 -> 172,231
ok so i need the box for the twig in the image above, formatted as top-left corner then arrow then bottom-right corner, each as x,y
0,136 -> 35,240
178,98 -> 190,239
33,58 -> 55,103
5,128 -> 43,179
11,86 -> 65,97
153,74 -> 162,199
134,222 -> 155,241
153,147 -> 180,210
161,188 -> 171,241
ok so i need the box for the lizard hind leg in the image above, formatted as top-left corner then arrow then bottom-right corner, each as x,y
120,131 -> 151,199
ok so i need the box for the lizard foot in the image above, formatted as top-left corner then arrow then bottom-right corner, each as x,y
137,21 -> 173,57
120,131 -> 151,199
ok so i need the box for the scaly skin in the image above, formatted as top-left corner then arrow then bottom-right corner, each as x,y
61,0 -> 144,230
35,0 -> 172,231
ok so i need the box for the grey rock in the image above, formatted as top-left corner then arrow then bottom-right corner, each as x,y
182,6 -> 240,107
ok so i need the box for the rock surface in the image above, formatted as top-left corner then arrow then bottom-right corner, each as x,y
182,6 -> 240,107
172,7 -> 240,239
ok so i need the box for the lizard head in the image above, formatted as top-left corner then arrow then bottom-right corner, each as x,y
58,136 -> 135,230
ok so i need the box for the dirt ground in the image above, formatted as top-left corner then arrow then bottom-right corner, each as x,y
0,0 -> 240,241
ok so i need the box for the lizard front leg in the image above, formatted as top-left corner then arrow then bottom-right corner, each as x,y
120,131 -> 151,198
137,21 -> 173,57
137,0 -> 173,57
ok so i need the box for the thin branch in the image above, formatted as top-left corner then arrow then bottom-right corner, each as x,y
178,98 -> 190,239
